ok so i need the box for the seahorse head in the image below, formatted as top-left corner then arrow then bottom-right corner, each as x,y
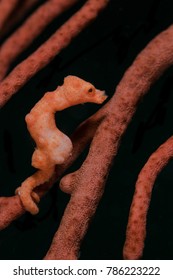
62,75 -> 107,105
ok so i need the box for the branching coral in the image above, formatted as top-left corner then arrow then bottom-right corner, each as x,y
123,136 -> 173,260
1,0 -> 173,260
0,0 -> 79,80
44,24 -> 173,259
0,0 -> 19,29
0,0 -> 41,39
0,0 -> 109,107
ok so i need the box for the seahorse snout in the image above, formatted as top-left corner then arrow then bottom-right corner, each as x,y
95,89 -> 108,104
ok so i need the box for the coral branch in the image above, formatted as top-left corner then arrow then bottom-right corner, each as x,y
44,115 -> 116,259
0,0 -> 79,80
59,101 -> 108,176
0,0 -> 19,29
123,136 -> 173,260
1,23 -> 173,259
0,196 -> 25,230
0,0 -> 41,39
0,0 -> 109,108
44,24 -> 173,259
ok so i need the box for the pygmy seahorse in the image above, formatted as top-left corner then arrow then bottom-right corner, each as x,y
15,75 -> 107,214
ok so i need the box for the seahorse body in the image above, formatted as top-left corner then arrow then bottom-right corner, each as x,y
15,76 -> 107,214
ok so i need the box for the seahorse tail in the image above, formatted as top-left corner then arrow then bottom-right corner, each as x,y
16,186 -> 39,215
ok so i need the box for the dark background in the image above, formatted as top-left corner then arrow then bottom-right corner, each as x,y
1,0 -> 173,259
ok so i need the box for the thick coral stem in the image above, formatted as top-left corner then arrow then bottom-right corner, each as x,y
0,0 -> 109,107
44,115 -> 116,259
0,0 -> 41,39
0,0 -> 79,80
0,0 -> 19,29
123,136 -> 173,260
44,24 -> 173,259
1,24 -> 173,260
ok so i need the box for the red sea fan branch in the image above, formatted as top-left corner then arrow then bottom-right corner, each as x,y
123,136 -> 173,260
0,0 -> 19,29
0,0 -> 41,39
0,0 -> 109,107
1,4 -> 173,259
0,0 -> 79,80
44,24 -> 173,259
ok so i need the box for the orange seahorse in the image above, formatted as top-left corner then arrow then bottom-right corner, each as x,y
15,76 -> 107,214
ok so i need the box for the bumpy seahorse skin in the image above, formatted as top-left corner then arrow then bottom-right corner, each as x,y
15,76 -> 107,214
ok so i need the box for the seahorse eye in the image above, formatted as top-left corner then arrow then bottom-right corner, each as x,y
88,88 -> 93,93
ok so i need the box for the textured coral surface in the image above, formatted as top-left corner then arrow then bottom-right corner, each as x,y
1,0 -> 173,260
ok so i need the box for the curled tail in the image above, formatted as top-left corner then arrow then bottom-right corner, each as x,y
15,166 -> 54,214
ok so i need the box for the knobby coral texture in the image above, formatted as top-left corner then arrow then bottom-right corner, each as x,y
0,0 -> 173,260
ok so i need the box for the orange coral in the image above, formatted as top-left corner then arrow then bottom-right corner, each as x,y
123,136 -> 173,259
1,0 -> 173,260
0,0 -> 79,80
0,0 -> 109,107
0,0 -> 19,29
